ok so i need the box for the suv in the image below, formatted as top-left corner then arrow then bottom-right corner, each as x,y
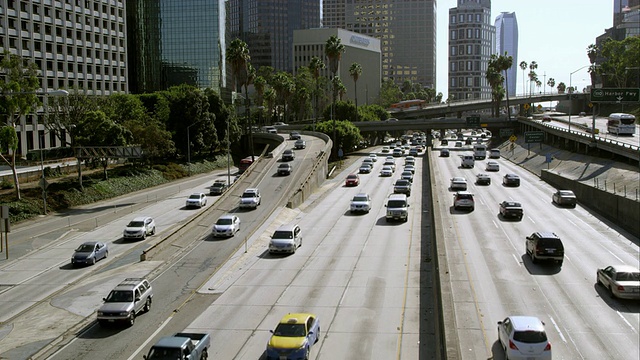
269,224 -> 302,254
393,179 -> 412,196
209,179 -> 228,196
123,216 -> 156,240
526,232 -> 564,266
385,194 -> 409,222
97,278 -> 153,327
453,191 -> 475,211
239,188 -> 261,209
461,155 -> 474,168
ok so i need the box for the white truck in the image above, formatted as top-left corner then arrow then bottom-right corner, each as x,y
473,144 -> 487,160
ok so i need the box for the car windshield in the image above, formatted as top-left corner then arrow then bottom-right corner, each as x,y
105,290 -> 134,303
279,164 -> 290,169
388,200 -> 406,207
353,196 -> 369,202
216,218 -> 233,225
513,330 -> 547,343
273,231 -> 293,239
75,244 -> 95,252
396,180 -> 409,186
274,323 -> 306,337
538,238 -> 563,249
213,182 -> 225,188
559,191 -> 574,196
242,192 -> 257,198
616,272 -> 640,281
189,194 -> 201,199
347,175 -> 357,179
145,348 -> 182,360
457,194 -> 473,200
127,221 -> 144,227
504,202 -> 521,207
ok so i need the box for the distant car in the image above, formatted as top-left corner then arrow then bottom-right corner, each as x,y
386,117 -> 398,122
409,148 -> 419,156
267,313 -> 320,360
393,179 -> 412,196
401,170 -> 414,182
465,137 -> 473,145
526,231 -> 564,266
503,173 -> 520,187
552,190 -> 577,208
71,241 -> 108,266
404,165 -> 415,174
282,149 -> 295,161
392,148 -> 404,157
359,164 -> 372,174
455,141 -> 463,148
450,177 -> 467,191
453,191 -> 474,211
294,139 -> 306,149
369,153 -> 378,162
210,180 -> 229,196
497,316 -> 551,360
362,158 -> 374,167
123,216 -> 156,240
441,139 -> 449,146
289,131 -> 301,140
278,163 -> 292,176
350,193 -> 372,213
380,166 -> 394,177
499,201 -> 524,220
542,115 -> 552,122
476,173 -> 491,185
383,160 -> 396,171
345,174 -> 360,186
212,214 -> 241,238
239,188 -> 261,209
381,146 -> 390,153
486,161 -> 500,172
489,148 -> 500,159
579,111 -> 586,117
273,122 -> 287,126
186,193 -> 207,208
596,265 -> 640,300
440,149 -> 450,157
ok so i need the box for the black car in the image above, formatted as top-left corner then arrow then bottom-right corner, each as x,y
294,139 -> 306,149
289,131 -> 302,140
503,173 -> 520,187
526,232 -> 564,266
209,180 -> 228,195
499,201 -> 523,220
277,163 -> 292,176
282,149 -> 295,161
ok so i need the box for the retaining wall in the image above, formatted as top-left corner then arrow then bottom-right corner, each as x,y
286,131 -> 331,209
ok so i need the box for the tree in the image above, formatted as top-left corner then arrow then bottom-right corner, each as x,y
226,38 -> 253,157
528,61 -> 539,96
377,79 -> 403,108
557,82 -> 566,93
597,37 -> 640,88
547,78 -> 556,94
309,56 -> 325,126
325,35 -> 345,159
519,61 -> 528,95
0,51 -> 41,200
487,53 -> 513,117
348,62 -> 362,121
313,119 -> 362,154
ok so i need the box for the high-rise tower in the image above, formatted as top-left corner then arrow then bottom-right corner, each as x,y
495,12 -> 518,97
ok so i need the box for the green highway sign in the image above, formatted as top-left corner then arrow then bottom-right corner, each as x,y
524,131 -> 544,144
466,116 -> 481,127
590,88 -> 639,102
500,128 -> 514,137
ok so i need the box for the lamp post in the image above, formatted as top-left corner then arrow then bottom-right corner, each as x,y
569,65 -> 590,131
187,123 -> 195,176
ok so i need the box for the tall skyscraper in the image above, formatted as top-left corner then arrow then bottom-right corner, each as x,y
227,0 -> 320,73
494,12 -> 518,97
322,0 -> 437,90
448,0 -> 495,101
126,0 -> 227,94
1,0 -> 127,156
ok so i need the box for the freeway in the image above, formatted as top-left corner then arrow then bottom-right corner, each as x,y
431,141 -> 640,359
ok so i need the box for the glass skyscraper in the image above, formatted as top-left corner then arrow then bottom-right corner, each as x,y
126,0 -> 227,94
495,12 -> 518,97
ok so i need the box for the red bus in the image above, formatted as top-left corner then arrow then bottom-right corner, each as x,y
389,99 -> 426,112
238,156 -> 254,173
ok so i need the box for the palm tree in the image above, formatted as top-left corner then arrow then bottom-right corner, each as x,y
528,61 -> 538,96
309,56 -> 325,129
495,53 -> 513,118
226,39 -> 252,158
325,35 -> 345,158
348,62 -> 362,122
519,61 -> 528,96
547,78 -> 556,94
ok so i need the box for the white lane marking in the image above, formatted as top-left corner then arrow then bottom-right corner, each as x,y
126,316 -> 174,360
511,253 -> 521,267
548,315 -> 567,343
492,219 -> 498,228
616,311 -> 638,334
607,249 -> 624,263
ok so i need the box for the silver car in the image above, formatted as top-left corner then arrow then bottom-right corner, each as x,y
596,265 -> 640,300
186,193 -> 207,208
123,216 -> 156,240
552,190 -> 577,208
350,193 -> 371,213
497,316 -> 551,360
239,188 -> 261,209
212,214 -> 241,237
97,278 -> 153,327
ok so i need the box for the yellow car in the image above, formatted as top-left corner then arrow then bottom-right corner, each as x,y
266,313 -> 320,360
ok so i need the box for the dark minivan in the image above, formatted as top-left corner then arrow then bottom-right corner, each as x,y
526,232 -> 564,266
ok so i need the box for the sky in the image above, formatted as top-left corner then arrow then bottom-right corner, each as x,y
436,0 -> 615,99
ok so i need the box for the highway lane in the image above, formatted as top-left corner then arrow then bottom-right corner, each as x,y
431,143 -> 640,359
0,134 -> 325,359
123,146 -> 431,359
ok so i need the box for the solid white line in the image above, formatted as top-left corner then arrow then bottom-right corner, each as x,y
607,249 -> 624,263
511,253 -> 521,267
126,316 -> 174,360
616,311 -> 638,334
548,315 -> 567,343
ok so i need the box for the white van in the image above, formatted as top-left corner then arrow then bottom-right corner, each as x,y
473,144 -> 487,160
489,148 -> 501,159
461,155 -> 475,168
385,194 -> 409,222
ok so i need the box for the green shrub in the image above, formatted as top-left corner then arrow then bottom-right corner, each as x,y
1,179 -> 14,190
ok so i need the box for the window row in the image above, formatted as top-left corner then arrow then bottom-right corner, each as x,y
6,0 -> 123,18
44,77 -> 127,92
3,17 -> 124,33
449,44 -> 492,56
450,28 -> 482,40
449,76 -> 487,88
2,36 -> 125,52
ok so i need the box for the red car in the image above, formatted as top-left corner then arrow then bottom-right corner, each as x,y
345,174 -> 360,186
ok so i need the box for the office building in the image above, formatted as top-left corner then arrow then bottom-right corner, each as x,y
448,0 -> 495,101
0,0 -> 127,156
494,12 -> 518,97
322,0 -> 437,89
126,0 -> 227,95
227,0 -> 320,73
293,28 -> 381,105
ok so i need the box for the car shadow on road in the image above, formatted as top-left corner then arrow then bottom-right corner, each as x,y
342,210 -> 369,217
448,206 -> 473,214
593,283 -> 640,313
53,203 -> 137,217
521,254 -> 562,275
490,339 -> 507,360
374,216 -> 406,226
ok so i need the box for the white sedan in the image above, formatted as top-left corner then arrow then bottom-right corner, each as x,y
486,161 -> 500,172
596,265 -> 640,300
186,193 -> 207,208
212,215 -> 241,238
380,166 -> 394,177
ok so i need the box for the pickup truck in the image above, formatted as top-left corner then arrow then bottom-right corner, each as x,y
144,332 -> 210,360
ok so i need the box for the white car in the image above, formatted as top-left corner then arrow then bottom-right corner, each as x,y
185,193 -> 207,208
450,177 -> 467,191
239,188 -> 261,209
212,214 -> 241,237
497,316 -> 551,360
368,153 -> 378,162
404,165 -> 415,174
486,161 -> 500,172
596,265 -> 640,300
380,166 -> 394,177
350,193 -> 371,213
123,216 -> 156,240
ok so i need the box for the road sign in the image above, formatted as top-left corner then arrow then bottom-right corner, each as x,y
590,88 -> 640,102
466,116 -> 480,127
523,104 -> 530,110
509,135 -> 517,142
500,128 -> 514,137
524,131 -> 544,143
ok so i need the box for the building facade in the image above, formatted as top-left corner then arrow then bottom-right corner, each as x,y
494,12 -> 517,97
322,0 -> 437,90
126,0 -> 227,95
0,0 -> 127,156
293,28 -> 381,107
227,0 -> 320,73
448,0 -> 495,101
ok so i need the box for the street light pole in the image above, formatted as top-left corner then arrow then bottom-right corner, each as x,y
569,65 -> 590,131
